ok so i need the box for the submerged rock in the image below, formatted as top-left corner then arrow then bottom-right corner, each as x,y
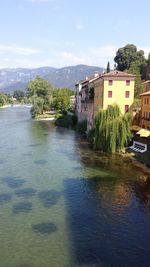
38,190 -> 61,208
0,193 -> 12,204
2,176 -> 26,188
13,202 -> 32,213
15,188 -> 37,197
32,222 -> 57,234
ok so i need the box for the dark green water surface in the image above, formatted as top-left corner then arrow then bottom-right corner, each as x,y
0,107 -> 150,267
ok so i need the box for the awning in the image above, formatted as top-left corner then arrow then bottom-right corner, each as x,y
136,129 -> 150,137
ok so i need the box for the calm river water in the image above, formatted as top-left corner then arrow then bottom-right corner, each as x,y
0,107 -> 150,267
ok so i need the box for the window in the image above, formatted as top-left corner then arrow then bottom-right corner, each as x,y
108,80 -> 113,86
108,91 -> 112,98
126,80 -> 130,86
125,91 -> 130,98
144,98 -> 147,104
125,105 -> 129,112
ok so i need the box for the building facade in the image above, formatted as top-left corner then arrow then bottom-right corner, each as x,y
140,90 -> 150,129
143,80 -> 150,92
75,70 -> 135,130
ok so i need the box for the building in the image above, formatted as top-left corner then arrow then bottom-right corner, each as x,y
76,70 -> 135,130
140,90 -> 150,129
143,80 -> 150,92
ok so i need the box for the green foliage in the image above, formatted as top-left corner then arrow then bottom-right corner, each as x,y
0,93 -> 7,106
52,88 -> 72,112
127,63 -> 144,97
27,76 -> 53,117
30,97 -> 44,118
0,93 -> 13,106
55,114 -> 77,128
114,44 -> 146,73
87,128 -> 95,143
94,105 -> 132,154
27,76 -> 53,97
13,90 -> 25,101
76,120 -> 87,134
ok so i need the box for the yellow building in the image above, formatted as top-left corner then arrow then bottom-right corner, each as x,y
76,70 -> 135,130
140,90 -> 150,129
90,70 -> 135,117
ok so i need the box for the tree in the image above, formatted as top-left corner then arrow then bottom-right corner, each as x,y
94,105 -> 132,153
27,76 -> 53,98
13,90 -> 25,101
0,93 -> 7,106
114,44 -> 146,74
127,62 -> 144,97
106,61 -> 110,73
27,76 -> 53,117
52,88 -> 72,112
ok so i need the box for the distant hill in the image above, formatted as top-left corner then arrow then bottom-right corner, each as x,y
0,65 -> 103,94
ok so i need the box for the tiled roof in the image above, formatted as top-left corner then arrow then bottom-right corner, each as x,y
143,80 -> 150,84
102,70 -> 135,77
140,90 -> 150,96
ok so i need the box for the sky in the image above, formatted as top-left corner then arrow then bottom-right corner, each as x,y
0,0 -> 150,69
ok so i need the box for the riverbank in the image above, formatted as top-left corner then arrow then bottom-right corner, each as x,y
33,113 -> 55,121
0,104 -> 32,109
0,104 -> 12,108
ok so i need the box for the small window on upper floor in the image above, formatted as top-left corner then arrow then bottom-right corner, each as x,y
125,91 -> 130,98
126,80 -> 130,86
108,91 -> 112,98
108,80 -> 113,86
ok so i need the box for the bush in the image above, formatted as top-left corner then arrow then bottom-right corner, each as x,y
55,114 -> 76,128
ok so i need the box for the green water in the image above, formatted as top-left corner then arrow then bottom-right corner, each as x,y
0,107 -> 150,267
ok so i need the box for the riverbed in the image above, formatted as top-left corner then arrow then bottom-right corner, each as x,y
0,106 -> 150,267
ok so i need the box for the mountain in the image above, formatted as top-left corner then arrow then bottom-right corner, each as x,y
0,65 -> 103,94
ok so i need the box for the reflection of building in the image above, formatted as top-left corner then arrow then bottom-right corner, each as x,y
95,182 -> 131,216
135,176 -> 150,207
140,90 -> 150,129
75,71 -> 135,130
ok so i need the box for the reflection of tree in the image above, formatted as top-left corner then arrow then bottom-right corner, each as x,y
135,176 -> 150,207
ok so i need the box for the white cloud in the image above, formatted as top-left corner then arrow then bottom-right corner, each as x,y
0,44 -> 42,56
75,24 -> 85,30
0,44 -> 118,69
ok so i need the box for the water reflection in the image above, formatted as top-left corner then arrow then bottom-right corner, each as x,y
64,177 -> 150,267
135,175 -> 150,208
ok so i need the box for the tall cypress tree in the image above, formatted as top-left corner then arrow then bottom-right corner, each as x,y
106,61 -> 110,73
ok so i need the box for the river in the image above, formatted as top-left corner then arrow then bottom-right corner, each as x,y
0,107 -> 150,267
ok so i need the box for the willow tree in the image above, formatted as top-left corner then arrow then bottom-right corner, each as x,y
94,105 -> 132,153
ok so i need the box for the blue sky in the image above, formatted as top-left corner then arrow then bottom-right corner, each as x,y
0,0 -> 150,69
